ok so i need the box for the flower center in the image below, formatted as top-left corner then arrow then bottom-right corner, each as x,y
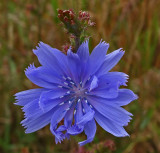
58,75 -> 94,112
73,85 -> 86,98
61,76 -> 88,99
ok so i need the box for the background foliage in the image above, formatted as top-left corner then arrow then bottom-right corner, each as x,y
0,0 -> 160,153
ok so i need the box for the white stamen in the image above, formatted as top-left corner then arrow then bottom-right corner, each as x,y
90,105 -> 93,108
67,77 -> 71,80
74,110 -> 76,114
85,100 -> 88,103
59,102 -> 64,105
70,81 -> 74,85
64,82 -> 68,86
80,81 -> 82,84
78,99 -> 81,103
66,107 -> 70,111
69,101 -> 71,104
67,91 -> 70,94
62,76 -> 67,80
85,92 -> 88,94
88,76 -> 91,81
83,109 -> 85,113
58,85 -> 63,88
60,96 -> 64,98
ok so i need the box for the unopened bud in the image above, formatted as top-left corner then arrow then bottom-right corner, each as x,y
69,12 -> 74,20
70,20 -> 75,25
64,16 -> 69,22
62,44 -> 70,53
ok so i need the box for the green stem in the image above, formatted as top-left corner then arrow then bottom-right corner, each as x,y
74,36 -> 80,53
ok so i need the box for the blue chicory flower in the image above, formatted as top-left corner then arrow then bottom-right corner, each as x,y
15,40 -> 138,146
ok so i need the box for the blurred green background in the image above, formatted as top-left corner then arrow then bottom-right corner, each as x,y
0,0 -> 160,153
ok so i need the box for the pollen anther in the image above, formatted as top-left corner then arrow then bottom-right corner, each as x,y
59,102 -> 64,105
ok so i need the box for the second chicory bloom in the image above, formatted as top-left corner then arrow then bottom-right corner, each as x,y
15,41 -> 138,146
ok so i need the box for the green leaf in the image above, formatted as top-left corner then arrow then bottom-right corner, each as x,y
140,108 -> 154,130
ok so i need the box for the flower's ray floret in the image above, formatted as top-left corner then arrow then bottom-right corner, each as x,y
15,40 -> 138,146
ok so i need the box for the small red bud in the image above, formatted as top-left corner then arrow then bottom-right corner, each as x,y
88,20 -> 95,26
69,12 -> 74,20
70,35 -> 75,39
104,140 -> 116,151
58,9 -> 63,14
69,9 -> 74,13
64,16 -> 69,22
70,20 -> 75,25
58,14 -> 63,20
62,44 -> 70,53
63,10 -> 70,16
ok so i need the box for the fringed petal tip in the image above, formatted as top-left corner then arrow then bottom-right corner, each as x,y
99,39 -> 109,45
117,47 -> 124,52
115,48 -> 125,57
24,63 -> 36,74
128,91 -> 138,104
110,128 -> 129,137
14,102 -> 20,106
55,136 -> 65,144
81,39 -> 89,45
119,132 -> 130,137
52,128 -> 68,145
134,94 -> 138,100
78,137 -> 94,146
32,41 -> 44,54
99,39 -> 109,49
